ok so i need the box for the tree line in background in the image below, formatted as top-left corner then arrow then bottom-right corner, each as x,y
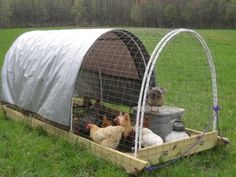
0,0 -> 236,28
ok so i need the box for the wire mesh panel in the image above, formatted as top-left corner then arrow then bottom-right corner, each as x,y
155,33 -> 213,131
72,30 -> 156,152
71,28 -> 217,168
130,28 -> 217,162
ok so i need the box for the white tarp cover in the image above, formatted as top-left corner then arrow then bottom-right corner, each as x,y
1,29 -> 114,126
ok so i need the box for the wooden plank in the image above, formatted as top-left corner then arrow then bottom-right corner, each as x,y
1,105 -> 221,172
1,105 -> 149,173
137,131 -> 218,164
217,136 -> 230,145
187,128 -> 229,145
185,128 -> 203,135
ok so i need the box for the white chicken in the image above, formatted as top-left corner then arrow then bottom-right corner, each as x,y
86,123 -> 124,149
141,127 -> 163,147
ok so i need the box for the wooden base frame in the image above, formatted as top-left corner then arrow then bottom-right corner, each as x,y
1,105 -> 222,173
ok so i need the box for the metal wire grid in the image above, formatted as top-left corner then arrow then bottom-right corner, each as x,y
71,29 -> 217,159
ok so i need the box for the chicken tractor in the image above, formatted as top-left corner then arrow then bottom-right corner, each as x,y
1,28 -> 228,174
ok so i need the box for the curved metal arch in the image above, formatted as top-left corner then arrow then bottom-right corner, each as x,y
134,29 -> 218,157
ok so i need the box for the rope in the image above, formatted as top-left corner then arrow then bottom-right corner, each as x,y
213,105 -> 229,145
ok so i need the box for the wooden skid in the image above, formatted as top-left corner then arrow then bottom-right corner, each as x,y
137,130 -> 218,164
1,105 -> 220,173
1,105 -> 148,173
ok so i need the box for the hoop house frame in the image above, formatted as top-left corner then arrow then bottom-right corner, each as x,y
134,29 -> 218,156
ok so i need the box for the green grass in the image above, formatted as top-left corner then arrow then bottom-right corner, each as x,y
0,28 -> 236,177
0,111 -> 127,177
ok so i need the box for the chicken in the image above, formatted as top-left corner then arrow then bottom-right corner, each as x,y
116,129 -> 135,152
141,127 -> 163,147
72,97 -> 82,108
86,123 -> 124,149
146,87 -> 166,111
113,112 -> 135,152
73,114 -> 102,138
113,112 -> 132,138
143,117 -> 149,128
102,115 -> 112,127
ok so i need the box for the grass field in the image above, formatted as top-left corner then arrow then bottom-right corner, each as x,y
0,28 -> 235,177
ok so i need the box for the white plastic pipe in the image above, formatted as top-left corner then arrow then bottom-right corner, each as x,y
134,29 -> 182,156
135,29 -> 218,157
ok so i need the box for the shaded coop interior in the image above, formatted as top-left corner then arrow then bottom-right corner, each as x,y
71,30 -> 156,151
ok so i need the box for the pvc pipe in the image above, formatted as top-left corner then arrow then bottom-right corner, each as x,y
135,29 -> 218,157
